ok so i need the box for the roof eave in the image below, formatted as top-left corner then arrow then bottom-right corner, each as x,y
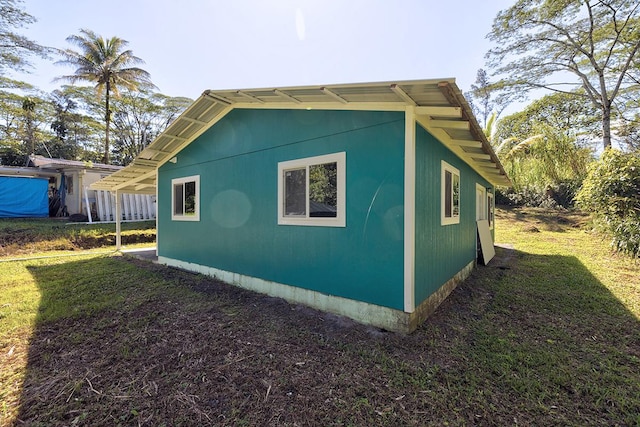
91,79 -> 511,193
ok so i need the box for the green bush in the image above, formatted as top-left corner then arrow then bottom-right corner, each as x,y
576,149 -> 640,257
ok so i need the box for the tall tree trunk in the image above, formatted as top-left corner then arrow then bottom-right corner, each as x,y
602,103 -> 612,150
104,81 -> 111,164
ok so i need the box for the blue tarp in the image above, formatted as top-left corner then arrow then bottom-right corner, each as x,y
0,176 -> 49,218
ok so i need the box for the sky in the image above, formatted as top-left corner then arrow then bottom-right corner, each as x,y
13,0 -> 516,102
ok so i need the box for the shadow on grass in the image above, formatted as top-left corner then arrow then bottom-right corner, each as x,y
12,248 -> 640,426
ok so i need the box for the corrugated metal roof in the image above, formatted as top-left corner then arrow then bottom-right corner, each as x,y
91,78 -> 511,194
29,155 -> 121,173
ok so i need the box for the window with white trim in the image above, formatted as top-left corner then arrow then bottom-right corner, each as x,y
172,175 -> 200,221
441,161 -> 460,225
278,152 -> 346,227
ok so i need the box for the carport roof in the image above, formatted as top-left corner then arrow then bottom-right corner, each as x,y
91,78 -> 511,194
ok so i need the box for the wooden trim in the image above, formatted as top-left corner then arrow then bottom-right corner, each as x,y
321,87 -> 349,104
404,107 -> 416,313
415,106 -> 462,117
230,101 -> 408,112
391,84 -> 417,106
274,89 -> 302,104
449,139 -> 482,148
236,90 -> 265,103
429,119 -> 470,130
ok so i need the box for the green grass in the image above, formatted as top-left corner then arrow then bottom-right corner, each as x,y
0,218 -> 155,256
1,208 -> 639,426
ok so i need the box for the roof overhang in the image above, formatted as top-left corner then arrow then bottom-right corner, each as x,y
29,155 -> 121,174
0,166 -> 59,179
91,78 -> 511,194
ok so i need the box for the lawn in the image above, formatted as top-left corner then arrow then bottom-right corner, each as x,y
1,209 -> 639,426
0,218 -> 156,257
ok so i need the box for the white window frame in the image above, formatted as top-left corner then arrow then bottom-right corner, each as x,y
277,152 -> 346,227
441,161 -> 460,226
171,175 -> 200,221
487,191 -> 495,230
476,183 -> 487,222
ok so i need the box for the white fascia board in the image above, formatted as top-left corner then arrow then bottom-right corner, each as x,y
415,115 -> 508,187
155,105 -> 234,169
109,169 -> 157,192
230,102 -> 408,112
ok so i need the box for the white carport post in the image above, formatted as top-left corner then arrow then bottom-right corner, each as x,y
115,189 -> 122,250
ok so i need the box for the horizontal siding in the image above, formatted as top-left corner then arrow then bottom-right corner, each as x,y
158,109 -> 406,310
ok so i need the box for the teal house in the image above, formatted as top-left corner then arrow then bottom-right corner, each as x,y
93,79 -> 510,333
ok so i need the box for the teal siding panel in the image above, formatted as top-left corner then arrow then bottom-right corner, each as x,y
158,109 -> 406,310
414,124 -> 493,305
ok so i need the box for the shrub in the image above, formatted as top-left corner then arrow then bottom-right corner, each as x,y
576,149 -> 640,257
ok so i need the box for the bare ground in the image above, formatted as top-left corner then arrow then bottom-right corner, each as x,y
13,254 -> 519,426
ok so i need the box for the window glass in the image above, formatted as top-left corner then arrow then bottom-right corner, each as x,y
441,161 -> 460,225
174,183 -> 184,216
444,170 -> 452,218
278,152 -> 345,227
184,181 -> 196,215
171,175 -> 200,221
284,168 -> 307,216
309,162 -> 337,218
452,174 -> 460,217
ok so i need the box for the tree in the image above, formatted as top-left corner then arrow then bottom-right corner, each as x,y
48,89 -> 82,159
53,85 -> 107,162
21,96 -> 35,155
111,90 -> 191,165
0,0 -> 46,76
494,92 -> 601,149
0,90 -> 24,164
0,89 -> 55,165
465,68 -> 512,128
495,122 -> 592,192
493,93 -> 595,206
55,29 -> 154,163
617,117 -> 640,151
486,0 -> 640,150
616,79 -> 640,151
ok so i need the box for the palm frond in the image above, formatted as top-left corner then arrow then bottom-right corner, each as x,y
506,134 -> 544,159
495,136 -> 519,155
54,28 -> 156,163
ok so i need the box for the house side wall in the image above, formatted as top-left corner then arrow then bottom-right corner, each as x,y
414,124 -> 493,305
158,109 -> 407,310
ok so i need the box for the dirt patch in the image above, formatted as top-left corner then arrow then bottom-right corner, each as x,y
70,231 -> 157,249
12,247 -> 635,426
0,230 -> 156,257
522,225 -> 540,233
15,258 -> 414,426
496,206 -> 591,233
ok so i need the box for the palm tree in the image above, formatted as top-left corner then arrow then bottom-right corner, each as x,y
55,29 -> 154,163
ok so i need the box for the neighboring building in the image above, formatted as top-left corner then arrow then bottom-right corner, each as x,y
0,156 -> 155,221
92,79 -> 510,332
28,155 -> 122,217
